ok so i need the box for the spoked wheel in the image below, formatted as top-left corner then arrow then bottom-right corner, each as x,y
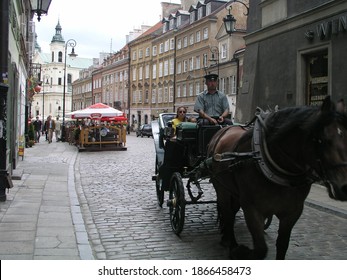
155,157 -> 164,207
264,215 -> 273,230
168,172 -> 186,235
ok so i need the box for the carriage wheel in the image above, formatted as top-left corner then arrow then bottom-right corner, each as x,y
264,215 -> 273,230
155,157 -> 164,207
168,172 -> 186,235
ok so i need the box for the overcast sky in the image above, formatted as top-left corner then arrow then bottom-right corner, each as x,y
34,0 -> 181,59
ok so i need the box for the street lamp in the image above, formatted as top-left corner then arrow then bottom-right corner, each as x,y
223,0 -> 249,35
61,39 -> 78,142
30,0 -> 52,22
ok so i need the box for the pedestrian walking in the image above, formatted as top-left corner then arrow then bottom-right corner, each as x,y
45,115 -> 56,143
55,117 -> 61,141
32,116 -> 42,143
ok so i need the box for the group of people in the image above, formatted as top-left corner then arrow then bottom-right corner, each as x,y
32,115 -> 61,143
170,73 -> 233,135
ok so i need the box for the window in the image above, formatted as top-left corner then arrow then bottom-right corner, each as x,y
132,67 -> 136,81
139,66 -> 143,80
221,43 -> 227,59
231,75 -> 237,95
159,62 -> 163,77
196,31 -> 201,43
189,83 -> 194,96
164,87 -> 168,102
189,57 -> 194,71
165,40 -> 169,52
220,78 -> 226,93
189,34 -> 194,45
177,39 -> 182,50
152,45 -> 157,56
132,51 -> 137,60
183,36 -> 188,47
206,3 -> 211,15
139,49 -> 143,59
170,38 -> 175,50
169,86 -> 174,102
198,6 -> 205,19
159,43 -> 164,54
177,62 -> 182,74
190,11 -> 195,24
183,60 -> 188,72
152,64 -> 157,79
177,16 -> 181,26
195,81 -> 200,95
170,58 -> 174,75
164,60 -> 169,76
145,89 -> 149,103
145,65 -> 149,79
203,28 -> 208,40
138,90 -> 142,103
203,53 -> 208,67
195,56 -> 200,69
182,83 -> 186,97
145,47 -> 150,57
158,88 -> 163,103
51,52 -> 54,62
58,51 -> 63,62
177,85 -> 181,97
152,88 -> 156,103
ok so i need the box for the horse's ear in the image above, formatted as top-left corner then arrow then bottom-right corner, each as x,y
321,96 -> 334,113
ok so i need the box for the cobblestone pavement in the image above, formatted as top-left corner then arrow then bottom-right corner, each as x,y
76,134 -> 347,260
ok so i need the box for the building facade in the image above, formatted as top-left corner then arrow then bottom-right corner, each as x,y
32,21 -> 94,122
238,0 -> 347,123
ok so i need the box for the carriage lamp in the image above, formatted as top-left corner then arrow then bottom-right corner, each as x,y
30,0 -> 52,22
223,0 -> 249,35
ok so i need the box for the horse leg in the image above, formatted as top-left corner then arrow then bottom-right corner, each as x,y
214,182 -> 239,249
231,208 -> 268,259
276,209 -> 303,259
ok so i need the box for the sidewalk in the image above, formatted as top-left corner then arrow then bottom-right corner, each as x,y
0,137 -> 346,260
0,137 -> 94,260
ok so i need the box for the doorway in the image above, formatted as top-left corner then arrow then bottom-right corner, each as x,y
306,50 -> 328,106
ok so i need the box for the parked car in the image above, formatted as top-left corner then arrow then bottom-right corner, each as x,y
136,124 -> 153,138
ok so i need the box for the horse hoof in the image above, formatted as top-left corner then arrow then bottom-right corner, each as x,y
230,245 -> 251,260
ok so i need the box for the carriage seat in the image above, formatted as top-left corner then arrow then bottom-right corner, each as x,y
176,122 -> 198,142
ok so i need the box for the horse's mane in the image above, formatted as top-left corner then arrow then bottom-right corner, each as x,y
265,105 -> 347,143
265,106 -> 319,143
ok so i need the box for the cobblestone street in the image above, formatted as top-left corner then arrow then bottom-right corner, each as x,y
76,134 -> 347,260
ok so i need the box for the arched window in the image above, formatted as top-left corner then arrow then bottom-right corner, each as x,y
58,51 -> 63,62
51,52 -> 54,62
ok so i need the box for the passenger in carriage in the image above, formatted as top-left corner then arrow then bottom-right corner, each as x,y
170,106 -> 197,139
194,73 -> 233,126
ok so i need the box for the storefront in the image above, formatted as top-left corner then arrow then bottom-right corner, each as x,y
236,0 -> 347,123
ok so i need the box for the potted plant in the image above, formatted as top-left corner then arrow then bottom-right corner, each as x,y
28,123 -> 35,147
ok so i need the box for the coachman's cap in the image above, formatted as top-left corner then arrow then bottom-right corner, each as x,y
204,73 -> 218,81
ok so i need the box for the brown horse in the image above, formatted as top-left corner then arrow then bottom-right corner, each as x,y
207,96 -> 347,259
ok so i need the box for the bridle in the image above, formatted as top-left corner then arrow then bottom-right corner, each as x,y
252,110 -> 316,187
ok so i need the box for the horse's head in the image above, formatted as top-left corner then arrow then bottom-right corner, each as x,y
313,96 -> 347,201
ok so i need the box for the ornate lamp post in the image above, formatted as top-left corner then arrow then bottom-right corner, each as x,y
223,0 -> 249,35
61,39 -> 77,142
30,0 -> 52,22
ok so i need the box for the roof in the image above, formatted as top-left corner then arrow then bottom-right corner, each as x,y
36,52 -> 93,68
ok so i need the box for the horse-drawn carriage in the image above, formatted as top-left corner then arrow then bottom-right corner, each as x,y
151,97 -> 347,260
152,113 -> 273,235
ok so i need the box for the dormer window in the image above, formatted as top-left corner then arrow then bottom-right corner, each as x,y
190,11 -> 195,23
198,7 -> 205,19
206,3 -> 211,15
169,17 -> 176,30
177,15 -> 181,26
